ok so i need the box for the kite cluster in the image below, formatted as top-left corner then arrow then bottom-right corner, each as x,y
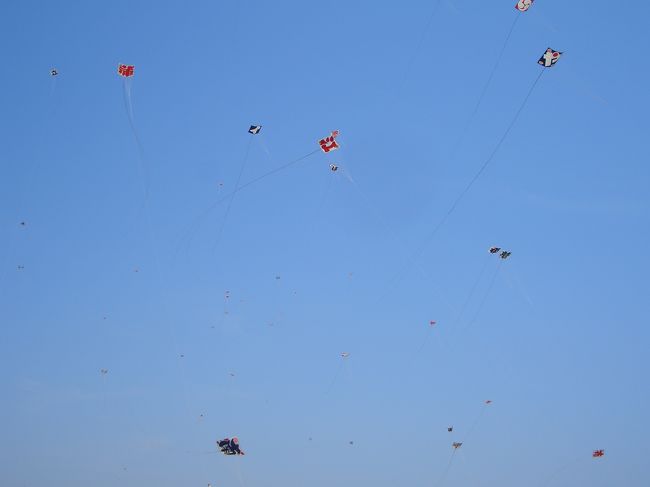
489,247 -> 512,260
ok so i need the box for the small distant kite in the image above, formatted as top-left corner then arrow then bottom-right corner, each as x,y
349,441 -> 354,445
429,320 -> 437,327
489,246 -> 501,254
20,221 -> 26,227
100,368 -> 108,375
538,48 -> 562,67
17,265 -> 24,270
499,251 -> 512,260
218,437 -> 245,456
452,442 -> 463,449
118,64 -> 135,77
50,68 -> 58,76
248,125 -> 262,135
319,130 -> 340,153
330,163 -> 338,172
593,449 -> 605,458
485,400 -> 493,404
515,0 -> 534,11
341,352 -> 350,358
447,426 -> 453,432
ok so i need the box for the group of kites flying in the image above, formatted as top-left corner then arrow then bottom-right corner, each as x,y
42,0 -> 609,479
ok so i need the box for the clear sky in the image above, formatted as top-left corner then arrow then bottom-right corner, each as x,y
1,1 -> 648,486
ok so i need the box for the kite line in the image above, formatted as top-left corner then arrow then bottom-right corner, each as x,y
176,148 -> 320,256
390,67 -> 546,285
449,13 -> 521,159
212,136 -> 254,251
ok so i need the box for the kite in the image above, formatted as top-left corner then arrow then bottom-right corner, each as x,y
319,130 -> 340,153
330,163 -> 339,172
538,48 -> 562,67
515,0 -> 534,11
100,368 -> 108,375
593,450 -> 605,458
452,442 -> 463,449
489,247 -> 501,254
50,68 -> 58,76
447,426 -> 453,432
499,251 -> 512,260
248,125 -> 262,135
341,352 -> 350,358
429,320 -> 437,326
17,265 -> 24,270
217,437 -> 245,456
485,400 -> 493,404
118,64 -> 135,77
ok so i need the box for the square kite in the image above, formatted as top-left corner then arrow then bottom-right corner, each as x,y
118,64 -> 135,77
319,130 -> 340,153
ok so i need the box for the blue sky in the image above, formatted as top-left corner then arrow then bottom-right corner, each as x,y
1,1 -> 648,486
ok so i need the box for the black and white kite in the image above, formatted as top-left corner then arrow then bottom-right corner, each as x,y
248,125 -> 262,135
500,251 -> 512,260
50,68 -> 58,76
538,48 -> 562,67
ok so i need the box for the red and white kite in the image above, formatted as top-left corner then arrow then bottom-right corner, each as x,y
515,0 -> 534,12
319,130 -> 340,153
118,64 -> 135,77
593,449 -> 605,458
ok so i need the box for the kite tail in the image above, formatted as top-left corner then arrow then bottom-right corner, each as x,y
502,264 -> 535,309
211,136 -> 254,252
257,137 -> 272,158
324,360 -> 345,396
122,78 -> 149,198
453,254 -> 491,329
448,14 -> 520,159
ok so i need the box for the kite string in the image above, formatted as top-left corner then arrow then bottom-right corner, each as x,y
434,449 -> 457,487
448,14 -> 521,159
389,68 -> 545,286
397,0 -> 444,91
211,136 -> 254,252
175,148 -> 321,259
